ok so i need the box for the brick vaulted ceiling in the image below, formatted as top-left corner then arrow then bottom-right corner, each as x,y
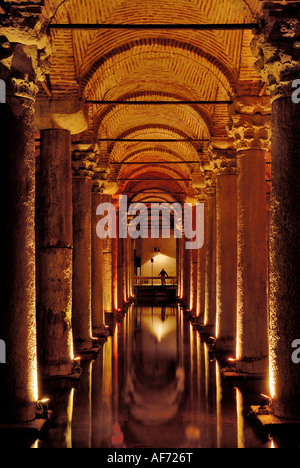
39,0 -> 266,203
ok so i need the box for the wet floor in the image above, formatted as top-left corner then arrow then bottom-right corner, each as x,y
5,305 -> 299,448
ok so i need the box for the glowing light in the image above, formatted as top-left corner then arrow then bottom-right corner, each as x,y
228,358 -> 236,362
261,394 -> 272,402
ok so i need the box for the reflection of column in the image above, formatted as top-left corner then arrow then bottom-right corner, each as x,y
91,179 -> 106,335
228,97 -> 270,374
72,146 -> 97,350
214,151 -> 237,352
252,6 -> 300,419
37,129 -> 74,377
0,42 -> 41,423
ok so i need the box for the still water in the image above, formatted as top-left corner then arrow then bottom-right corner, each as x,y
29,305 -> 284,449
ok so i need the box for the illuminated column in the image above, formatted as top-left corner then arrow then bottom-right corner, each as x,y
228,97 -> 271,374
117,225 -> 125,312
101,194 -> 113,314
252,6 -> 300,418
0,35 -> 47,422
202,177 -> 217,332
112,213 -> 119,313
182,242 -> 192,310
91,178 -> 106,336
214,150 -> 237,352
37,129 -> 74,376
122,238 -> 129,304
72,145 -> 97,351
197,194 -> 207,321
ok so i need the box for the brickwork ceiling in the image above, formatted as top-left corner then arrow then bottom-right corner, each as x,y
38,0 -> 265,199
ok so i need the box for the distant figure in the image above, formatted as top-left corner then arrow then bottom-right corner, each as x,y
158,268 -> 168,286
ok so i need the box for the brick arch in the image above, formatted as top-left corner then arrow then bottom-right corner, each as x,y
104,124 -> 205,166
81,39 -> 236,101
93,91 -> 214,137
95,101 -> 211,146
56,0 -> 261,84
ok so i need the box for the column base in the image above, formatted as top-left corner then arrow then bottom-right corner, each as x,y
248,406 -> 300,439
0,403 -> 37,425
93,325 -> 110,338
0,411 -> 54,441
74,338 -> 100,357
214,336 -> 235,354
40,361 -> 75,379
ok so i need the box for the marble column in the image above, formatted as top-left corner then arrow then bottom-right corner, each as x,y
72,145 -> 97,351
37,129 -> 74,376
0,38 -> 43,422
202,180 -> 217,334
91,178 -> 106,336
228,97 -> 271,375
101,194 -> 113,315
213,150 -> 238,353
252,5 -> 300,418
196,193 -> 208,321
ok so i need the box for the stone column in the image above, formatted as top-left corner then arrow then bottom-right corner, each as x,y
0,28 -> 48,422
182,242 -> 192,310
252,5 -> 300,418
37,129 -> 74,376
213,150 -> 238,353
72,145 -> 97,351
196,192 -> 208,321
35,99 -> 88,376
101,194 -> 113,315
91,178 -> 106,337
202,176 -> 217,334
117,230 -> 125,312
228,97 -> 271,375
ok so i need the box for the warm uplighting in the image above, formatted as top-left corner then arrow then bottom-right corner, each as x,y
261,394 -> 272,402
228,357 -> 236,363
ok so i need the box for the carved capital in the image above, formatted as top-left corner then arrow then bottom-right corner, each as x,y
92,170 -> 110,193
209,147 -> 237,176
72,144 -> 98,179
228,110 -> 271,152
251,5 -> 300,102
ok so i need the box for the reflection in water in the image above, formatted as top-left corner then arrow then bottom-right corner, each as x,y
28,306 -> 286,448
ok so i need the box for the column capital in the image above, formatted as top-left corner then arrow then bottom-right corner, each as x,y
209,147 -> 238,176
227,97 -> 271,152
199,164 -> 217,198
251,3 -> 300,102
0,7 -> 51,99
72,144 -> 98,179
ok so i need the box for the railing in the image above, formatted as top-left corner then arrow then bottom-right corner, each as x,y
134,276 -> 177,286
